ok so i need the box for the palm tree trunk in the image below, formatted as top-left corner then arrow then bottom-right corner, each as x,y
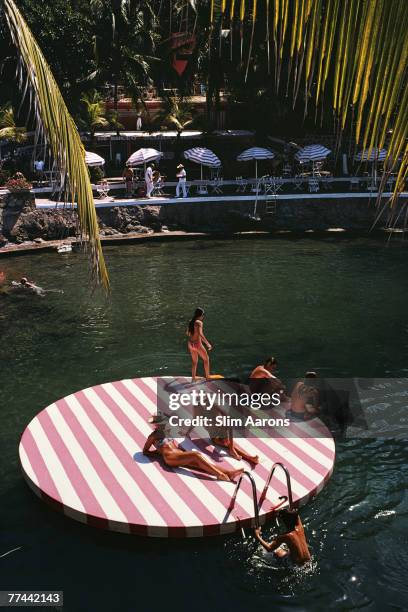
113,80 -> 120,136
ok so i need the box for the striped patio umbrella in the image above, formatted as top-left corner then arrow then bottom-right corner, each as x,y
126,148 -> 163,167
183,147 -> 221,180
355,148 -> 388,185
295,144 -> 331,163
355,148 -> 387,162
85,151 -> 105,167
237,147 -> 275,182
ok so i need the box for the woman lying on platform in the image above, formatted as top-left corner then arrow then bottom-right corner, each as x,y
143,413 -> 244,482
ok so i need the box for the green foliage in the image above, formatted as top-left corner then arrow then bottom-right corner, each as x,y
89,165 -> 104,184
0,103 -> 27,143
156,95 -> 194,132
87,0 -> 158,106
8,0 -> 97,113
79,90 -> 109,140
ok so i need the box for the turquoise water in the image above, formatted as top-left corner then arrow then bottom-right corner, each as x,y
1,237 -> 407,611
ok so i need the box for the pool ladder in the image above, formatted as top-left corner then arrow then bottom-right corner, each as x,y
228,463 -> 294,538
264,197 -> 277,215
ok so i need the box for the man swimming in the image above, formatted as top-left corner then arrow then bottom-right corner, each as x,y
12,277 -> 45,296
254,509 -> 311,565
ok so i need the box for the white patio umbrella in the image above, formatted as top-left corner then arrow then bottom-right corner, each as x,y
295,144 -> 331,163
183,147 -> 221,180
85,151 -> 105,167
126,148 -> 163,167
237,147 -> 275,183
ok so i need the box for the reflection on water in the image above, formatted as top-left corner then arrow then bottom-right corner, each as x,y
1,237 -> 408,611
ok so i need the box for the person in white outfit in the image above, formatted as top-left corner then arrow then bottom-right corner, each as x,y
176,164 -> 187,198
136,114 -> 142,131
145,162 -> 154,198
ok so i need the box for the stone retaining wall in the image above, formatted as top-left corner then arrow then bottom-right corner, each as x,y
0,192 -> 405,246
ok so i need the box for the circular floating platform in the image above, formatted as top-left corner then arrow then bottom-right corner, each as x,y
19,377 -> 335,537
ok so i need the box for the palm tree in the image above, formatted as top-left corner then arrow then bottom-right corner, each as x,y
1,0 -> 109,289
157,95 -> 194,148
89,0 -> 158,113
79,91 -> 109,146
0,103 -> 27,144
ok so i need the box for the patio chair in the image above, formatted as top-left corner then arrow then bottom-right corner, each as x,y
197,183 -> 209,195
235,176 -> 247,193
260,175 -> 271,194
282,164 -> 292,178
210,167 -> 221,180
211,178 -> 223,194
152,176 -> 166,196
313,161 -> 324,177
293,175 -> 304,191
308,178 -> 320,193
96,182 -> 111,199
272,177 -> 284,194
386,177 -> 396,191
251,180 -> 261,194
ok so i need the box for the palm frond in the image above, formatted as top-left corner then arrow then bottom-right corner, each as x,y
3,0 -> 109,289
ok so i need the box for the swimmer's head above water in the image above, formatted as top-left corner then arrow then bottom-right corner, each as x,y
279,508 -> 299,531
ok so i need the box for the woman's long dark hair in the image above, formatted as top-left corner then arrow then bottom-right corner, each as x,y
188,308 -> 204,335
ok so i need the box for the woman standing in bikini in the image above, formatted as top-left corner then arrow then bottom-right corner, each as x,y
143,414 -> 244,482
187,308 -> 212,381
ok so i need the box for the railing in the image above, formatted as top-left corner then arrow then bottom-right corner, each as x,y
228,470 -> 260,529
258,462 -> 294,510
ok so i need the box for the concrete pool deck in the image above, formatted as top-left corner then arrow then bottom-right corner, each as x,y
33,190 -> 404,209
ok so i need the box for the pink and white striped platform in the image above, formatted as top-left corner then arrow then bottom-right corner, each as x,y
19,377 -> 335,537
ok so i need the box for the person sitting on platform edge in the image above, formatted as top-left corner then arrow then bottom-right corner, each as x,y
287,371 -> 320,421
249,357 -> 288,400
254,508 -> 311,565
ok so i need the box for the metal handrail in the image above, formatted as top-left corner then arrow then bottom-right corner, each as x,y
228,470 -> 260,529
258,462 -> 294,510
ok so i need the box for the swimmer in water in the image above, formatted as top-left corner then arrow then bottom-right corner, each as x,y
254,508 -> 311,565
186,307 -> 212,381
143,413 -> 244,482
19,277 -> 45,295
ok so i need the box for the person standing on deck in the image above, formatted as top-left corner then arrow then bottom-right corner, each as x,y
186,307 -> 212,381
176,164 -> 187,198
145,162 -> 154,198
123,166 -> 134,197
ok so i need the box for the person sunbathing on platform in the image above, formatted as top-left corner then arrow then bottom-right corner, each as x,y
210,430 -> 259,466
254,508 -> 311,566
143,413 -> 244,482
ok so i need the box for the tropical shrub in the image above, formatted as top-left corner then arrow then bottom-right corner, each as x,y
4,176 -> 33,191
